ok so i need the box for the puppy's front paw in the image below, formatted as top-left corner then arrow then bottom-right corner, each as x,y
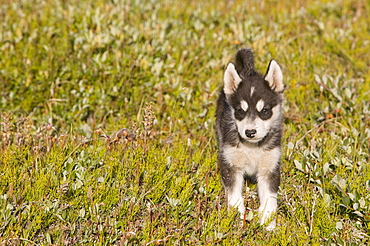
228,196 -> 245,216
259,208 -> 277,230
264,219 -> 276,231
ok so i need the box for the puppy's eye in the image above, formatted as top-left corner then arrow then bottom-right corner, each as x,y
235,107 -> 245,114
261,108 -> 270,114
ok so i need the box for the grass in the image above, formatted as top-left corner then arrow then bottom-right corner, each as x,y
0,0 -> 369,244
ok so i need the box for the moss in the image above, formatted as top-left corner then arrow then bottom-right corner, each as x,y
0,0 -> 369,244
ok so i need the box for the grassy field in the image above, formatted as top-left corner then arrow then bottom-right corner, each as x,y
0,0 -> 369,245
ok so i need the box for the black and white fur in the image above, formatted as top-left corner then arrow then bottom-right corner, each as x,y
216,48 -> 284,230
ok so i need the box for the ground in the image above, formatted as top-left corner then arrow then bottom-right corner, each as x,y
0,0 -> 369,245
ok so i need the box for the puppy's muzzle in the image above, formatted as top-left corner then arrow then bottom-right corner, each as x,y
245,129 -> 257,138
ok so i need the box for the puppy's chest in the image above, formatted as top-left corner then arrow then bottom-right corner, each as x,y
222,145 -> 279,175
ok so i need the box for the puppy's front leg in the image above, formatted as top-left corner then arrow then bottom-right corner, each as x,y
257,165 -> 280,230
221,167 -> 245,218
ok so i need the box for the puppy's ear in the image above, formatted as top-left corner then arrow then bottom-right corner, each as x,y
224,63 -> 242,95
265,60 -> 284,93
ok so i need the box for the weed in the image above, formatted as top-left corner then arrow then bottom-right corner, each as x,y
0,0 -> 369,244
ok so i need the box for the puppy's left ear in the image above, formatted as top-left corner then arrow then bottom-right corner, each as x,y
265,60 -> 284,93
223,63 -> 242,95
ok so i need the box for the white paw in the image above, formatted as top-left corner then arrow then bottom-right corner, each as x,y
258,195 -> 277,230
259,209 -> 277,230
264,219 -> 276,231
228,196 -> 245,217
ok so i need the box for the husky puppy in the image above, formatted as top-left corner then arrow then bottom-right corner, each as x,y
216,48 -> 284,230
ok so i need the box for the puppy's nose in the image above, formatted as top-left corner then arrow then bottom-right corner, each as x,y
245,129 -> 257,138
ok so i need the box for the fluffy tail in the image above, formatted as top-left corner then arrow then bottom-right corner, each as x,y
235,48 -> 255,77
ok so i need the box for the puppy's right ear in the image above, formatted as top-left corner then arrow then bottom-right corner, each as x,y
223,63 -> 242,95
265,60 -> 284,93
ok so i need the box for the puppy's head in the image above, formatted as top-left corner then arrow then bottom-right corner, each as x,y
223,48 -> 284,143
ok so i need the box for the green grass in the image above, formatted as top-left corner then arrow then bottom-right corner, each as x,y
0,0 -> 369,244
